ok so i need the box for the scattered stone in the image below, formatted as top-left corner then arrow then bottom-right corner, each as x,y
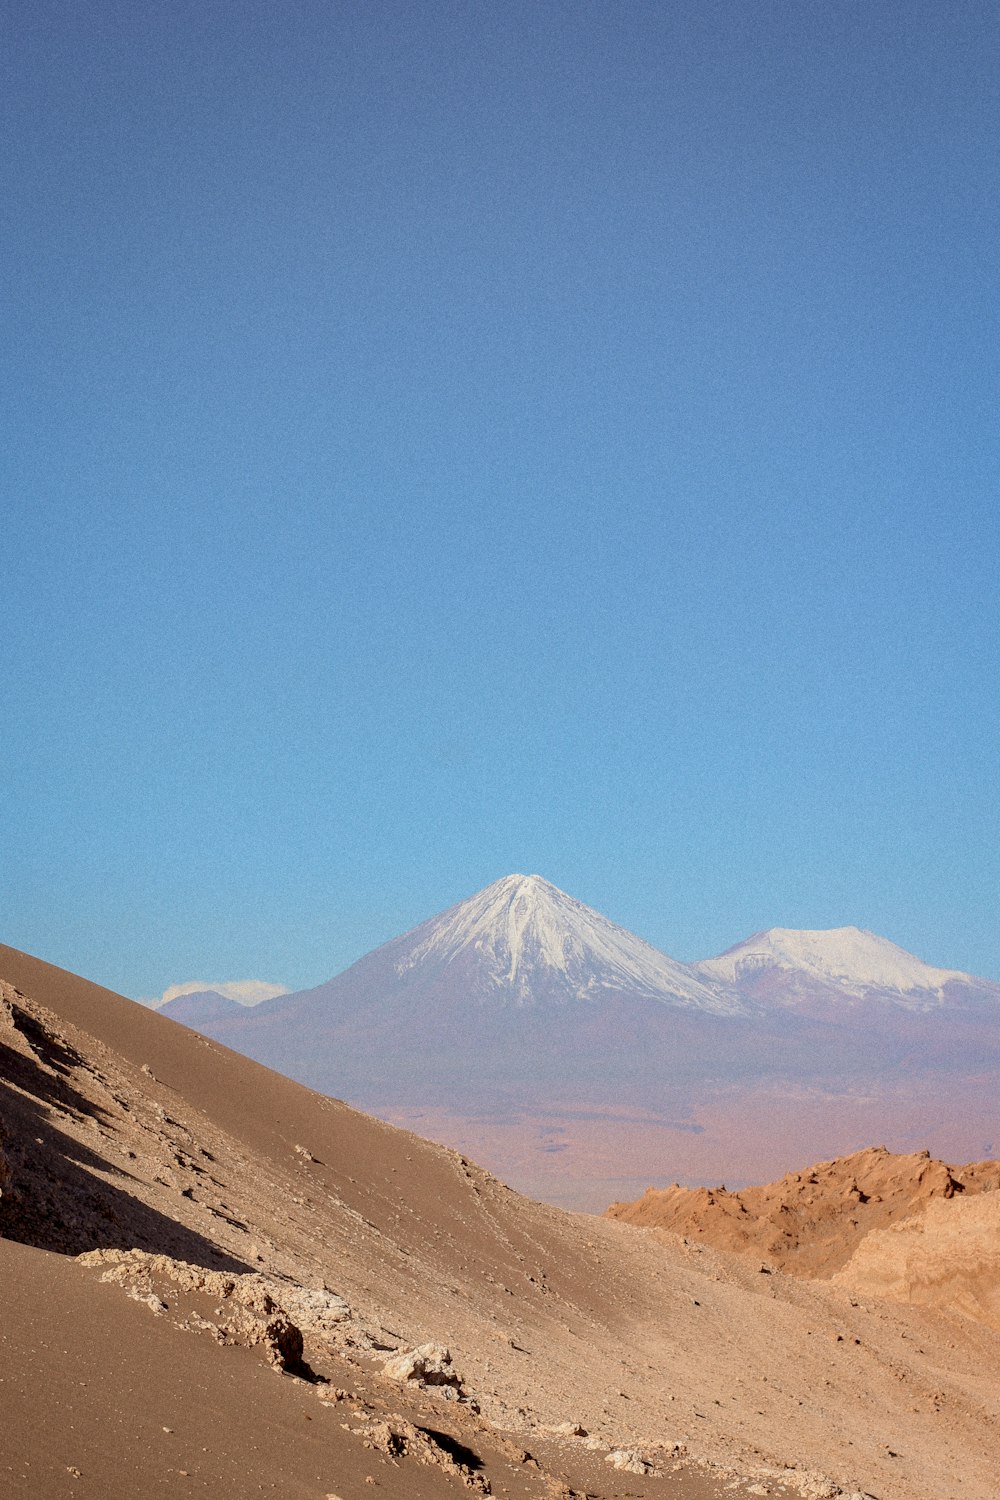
127,1289 -> 168,1314
358,1419 -> 408,1458
278,1283 -> 350,1334
352,1417 -> 489,1492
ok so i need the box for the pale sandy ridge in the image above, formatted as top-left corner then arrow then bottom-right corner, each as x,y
3,943 -> 1000,1499
831,1191 -> 1000,1330
607,1146 -> 1000,1330
607,1145 -> 1000,1279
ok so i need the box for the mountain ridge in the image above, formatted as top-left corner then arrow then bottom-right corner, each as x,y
380,872 -> 742,1013
167,874 -> 998,1025
158,988 -> 246,1024
696,924 -> 970,1008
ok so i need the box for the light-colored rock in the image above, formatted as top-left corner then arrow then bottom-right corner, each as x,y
381,1341 -> 463,1392
277,1283 -> 350,1333
605,1447 -> 651,1474
831,1191 -> 1000,1330
352,1418 -> 488,1491
77,1250 -> 306,1373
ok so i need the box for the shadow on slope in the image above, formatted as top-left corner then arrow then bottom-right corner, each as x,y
0,1031 -> 248,1270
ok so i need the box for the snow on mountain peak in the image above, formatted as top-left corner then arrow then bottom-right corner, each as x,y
395,874 -> 740,1012
697,925 -> 967,998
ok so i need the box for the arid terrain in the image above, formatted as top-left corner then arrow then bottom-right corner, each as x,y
368,1083 -> 1000,1214
608,1146 -> 1000,1319
3,940 -> 1000,1500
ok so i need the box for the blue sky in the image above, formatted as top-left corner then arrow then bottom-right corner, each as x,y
3,0 -> 999,997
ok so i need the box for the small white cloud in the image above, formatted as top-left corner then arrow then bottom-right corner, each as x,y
141,979 -> 290,1009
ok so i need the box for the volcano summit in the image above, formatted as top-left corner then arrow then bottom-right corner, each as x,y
372,872 -> 739,1011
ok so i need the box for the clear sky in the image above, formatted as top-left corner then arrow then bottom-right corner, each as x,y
3,0 -> 999,998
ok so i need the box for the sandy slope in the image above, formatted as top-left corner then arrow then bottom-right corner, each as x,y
3,944 -> 1000,1500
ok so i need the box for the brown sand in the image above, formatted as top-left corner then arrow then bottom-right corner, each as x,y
3,942 -> 1000,1500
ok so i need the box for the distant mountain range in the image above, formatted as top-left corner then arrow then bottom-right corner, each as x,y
162,872 -> 998,1026
160,875 -> 1000,1208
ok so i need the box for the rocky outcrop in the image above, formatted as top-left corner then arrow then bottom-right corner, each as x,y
1,990 -> 16,1204
607,1146 -> 1000,1279
352,1416 -> 489,1491
606,1447 -> 651,1474
75,1249 -> 346,1374
381,1342 -> 464,1396
831,1191 -> 1000,1329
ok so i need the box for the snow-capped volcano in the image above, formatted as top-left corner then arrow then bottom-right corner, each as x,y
161,880 -> 1000,1205
173,873 -> 750,1085
395,873 -> 739,1012
696,926 -> 970,1009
